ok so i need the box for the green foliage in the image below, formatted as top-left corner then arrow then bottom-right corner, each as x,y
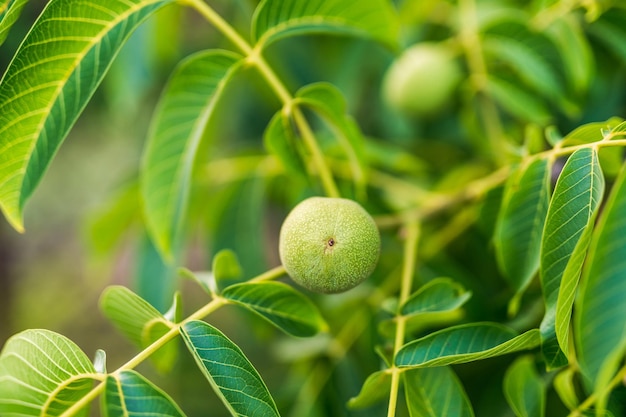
1,0 -> 626,416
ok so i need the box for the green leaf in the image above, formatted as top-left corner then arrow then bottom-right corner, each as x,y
103,370 -> 186,417
0,0 -> 174,232
222,281 -> 327,337
539,148 -> 604,369
0,0 -> 28,46
395,323 -> 541,368
347,370 -> 391,409
553,367 -> 578,411
575,162 -> 626,385
0,329 -> 97,416
296,82 -> 368,198
485,76 -> 551,124
503,355 -> 545,417
495,158 -> 551,296
588,10 -> 626,64
251,0 -> 399,49
560,117 -> 624,147
400,277 -> 472,316
404,367 -> 474,417
141,49 -> 243,261
180,320 -> 280,417
264,109 -> 308,179
99,286 -> 177,373
213,249 -> 244,292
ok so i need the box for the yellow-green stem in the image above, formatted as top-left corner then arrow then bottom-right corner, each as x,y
387,221 -> 421,417
568,364 -> 626,417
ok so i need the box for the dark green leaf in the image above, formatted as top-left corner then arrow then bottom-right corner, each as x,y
575,161 -> 626,385
0,0 -> 175,231
222,281 -> 327,337
395,323 -> 541,368
251,0 -> 399,49
264,109 -> 308,178
503,356 -> 545,417
141,49 -> 243,261
404,367 -> 474,417
0,329 -> 97,416
401,277 -> 471,316
0,0 -> 28,46
180,320 -> 280,417
103,370 -> 186,416
540,148 -> 604,369
486,76 -> 551,124
347,370 -> 391,409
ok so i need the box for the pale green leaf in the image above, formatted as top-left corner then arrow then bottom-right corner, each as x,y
575,162 -> 626,385
503,356 -> 545,417
0,329 -> 97,416
404,367 -> 474,417
264,109 -> 308,179
180,320 -> 280,417
213,249 -> 243,292
539,147 -> 604,369
395,323 -> 541,368
141,49 -> 243,261
0,0 -> 28,45
94,349 -> 107,374
103,370 -> 186,417
0,0 -> 174,231
222,281 -> 327,337
347,370 -> 390,409
553,367 -> 578,410
560,117 -> 624,147
486,76 -> 551,124
495,158 -> 551,295
251,0 -> 399,49
296,82 -> 368,198
99,286 -> 177,373
401,277 -> 471,316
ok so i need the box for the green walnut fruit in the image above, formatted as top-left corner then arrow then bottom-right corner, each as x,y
279,197 -> 381,294
382,42 -> 461,116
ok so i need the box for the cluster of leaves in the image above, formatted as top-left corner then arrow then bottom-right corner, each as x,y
1,0 -> 626,416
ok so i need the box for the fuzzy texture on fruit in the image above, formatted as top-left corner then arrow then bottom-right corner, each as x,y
279,197 -> 381,294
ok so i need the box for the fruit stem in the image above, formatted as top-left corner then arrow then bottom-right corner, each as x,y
387,221 -> 421,417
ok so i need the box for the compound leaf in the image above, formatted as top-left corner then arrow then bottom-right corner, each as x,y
404,367 -> 474,417
222,281 -> 327,337
395,323 -> 540,368
503,356 -> 545,417
539,147 -> 604,369
180,320 -> 280,417
0,0 -> 174,231
0,329 -> 97,416
0,0 -> 28,45
251,0 -> 398,49
103,370 -> 186,417
141,50 -> 243,261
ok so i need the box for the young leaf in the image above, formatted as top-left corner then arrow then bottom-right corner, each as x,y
540,147 -> 604,369
347,370 -> 391,409
222,281 -> 327,337
0,0 -> 28,45
0,329 -> 98,416
103,370 -> 186,417
503,356 -> 545,417
0,0 -> 175,232
575,162 -> 626,385
212,249 -> 244,292
264,109 -> 308,179
99,286 -> 177,372
404,367 -> 474,417
560,117 -> 624,146
251,0 -> 399,50
141,49 -> 243,261
495,158 -> 551,297
395,323 -> 541,368
400,277 -> 472,316
296,82 -> 368,197
180,320 -> 280,417
553,367 -> 578,411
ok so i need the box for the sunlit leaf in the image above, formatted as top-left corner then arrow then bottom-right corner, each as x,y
0,329 -> 97,416
495,158 -> 551,297
553,367 -> 578,411
503,355 -> 545,417
560,117 -> 624,147
404,367 -> 474,417
222,281 -> 327,337
251,0 -> 399,49
0,0 -> 28,45
395,323 -> 541,368
347,370 -> 390,409
141,49 -> 243,261
103,370 -> 186,417
0,0 -> 175,231
539,147 -> 604,369
401,277 -> 471,316
575,162 -> 626,385
180,320 -> 280,417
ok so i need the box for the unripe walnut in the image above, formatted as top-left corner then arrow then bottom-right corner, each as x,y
279,197 -> 381,294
